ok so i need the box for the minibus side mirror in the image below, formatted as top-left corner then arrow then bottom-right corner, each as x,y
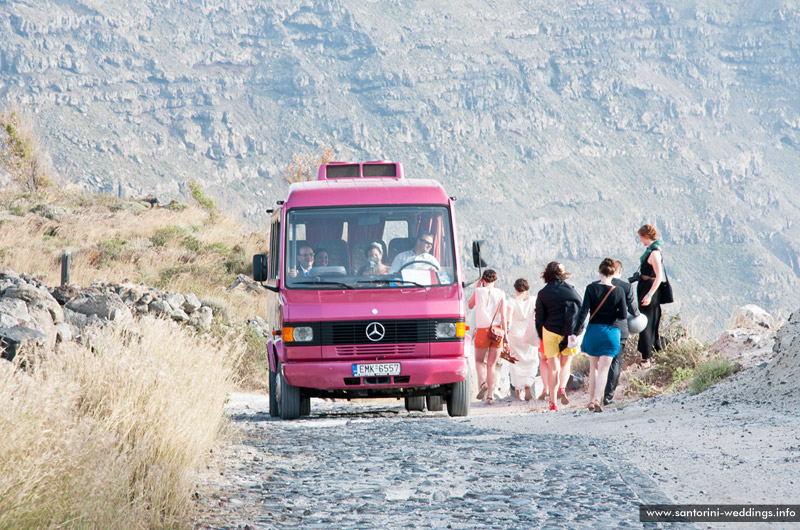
253,254 -> 268,282
472,240 -> 488,268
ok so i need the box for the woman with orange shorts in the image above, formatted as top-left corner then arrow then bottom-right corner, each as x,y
468,269 -> 507,405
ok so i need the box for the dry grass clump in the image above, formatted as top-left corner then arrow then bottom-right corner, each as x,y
626,313 -> 714,398
0,187 -> 266,322
0,317 -> 237,529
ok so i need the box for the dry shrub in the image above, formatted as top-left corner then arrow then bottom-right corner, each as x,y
282,146 -> 335,184
0,317 -> 237,529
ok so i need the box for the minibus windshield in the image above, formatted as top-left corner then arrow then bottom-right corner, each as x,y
285,205 -> 456,289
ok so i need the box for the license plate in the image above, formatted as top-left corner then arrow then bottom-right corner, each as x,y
352,362 -> 401,377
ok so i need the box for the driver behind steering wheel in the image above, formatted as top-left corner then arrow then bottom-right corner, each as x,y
389,232 -> 441,272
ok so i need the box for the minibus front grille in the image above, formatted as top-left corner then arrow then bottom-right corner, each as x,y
321,319 -> 436,345
335,344 -> 417,356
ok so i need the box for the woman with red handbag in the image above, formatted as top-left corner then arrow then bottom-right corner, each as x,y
468,269 -> 507,405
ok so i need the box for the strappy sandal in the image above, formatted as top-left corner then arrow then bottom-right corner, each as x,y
476,382 -> 488,401
558,389 -> 569,405
593,401 -> 603,413
549,402 -> 558,411
588,402 -> 595,411
486,397 -> 494,405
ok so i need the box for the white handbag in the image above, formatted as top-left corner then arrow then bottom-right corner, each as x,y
628,313 -> 648,334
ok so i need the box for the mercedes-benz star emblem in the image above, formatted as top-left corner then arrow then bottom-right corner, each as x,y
365,322 -> 386,342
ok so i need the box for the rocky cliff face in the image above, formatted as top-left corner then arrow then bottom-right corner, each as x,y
2,0 -> 799,333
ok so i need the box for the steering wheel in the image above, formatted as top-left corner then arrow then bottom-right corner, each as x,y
398,260 -> 440,272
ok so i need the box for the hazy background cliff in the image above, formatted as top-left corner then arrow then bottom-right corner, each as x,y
2,0 -> 800,334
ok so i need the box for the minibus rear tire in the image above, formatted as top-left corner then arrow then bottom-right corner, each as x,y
404,396 -> 425,411
447,374 -> 470,417
426,395 -> 444,412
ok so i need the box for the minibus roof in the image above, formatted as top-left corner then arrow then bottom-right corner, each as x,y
284,178 -> 451,208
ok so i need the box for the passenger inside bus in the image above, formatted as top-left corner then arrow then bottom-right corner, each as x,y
389,232 -> 441,272
358,241 -> 391,275
288,245 -> 314,277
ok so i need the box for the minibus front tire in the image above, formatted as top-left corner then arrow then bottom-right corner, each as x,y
277,362 -> 302,420
404,396 -> 425,411
300,397 -> 311,417
426,395 -> 444,411
447,373 -> 470,417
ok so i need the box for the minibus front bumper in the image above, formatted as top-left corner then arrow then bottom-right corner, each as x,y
282,356 -> 469,390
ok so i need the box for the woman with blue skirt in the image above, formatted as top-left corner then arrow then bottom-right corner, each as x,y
575,258 -> 627,412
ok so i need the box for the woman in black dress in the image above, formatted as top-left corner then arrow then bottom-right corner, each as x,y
635,224 -> 666,365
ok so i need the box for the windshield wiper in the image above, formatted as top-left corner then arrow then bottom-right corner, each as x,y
293,279 -> 354,289
355,278 -> 428,289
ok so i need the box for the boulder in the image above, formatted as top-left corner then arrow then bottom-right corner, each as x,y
247,316 -> 270,337
567,372 -> 586,390
165,293 -> 186,312
182,293 -> 202,314
64,307 -> 89,328
0,270 -> 20,280
149,299 -> 172,316
3,282 -> 64,325
50,285 -> 80,306
0,326 -> 47,361
171,308 -> 189,323
65,292 -> 131,321
0,299 -> 31,323
189,306 -> 213,329
227,274 -> 267,294
731,305 -> 773,330
56,323 -> 75,343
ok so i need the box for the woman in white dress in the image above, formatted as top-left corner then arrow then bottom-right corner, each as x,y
507,278 -> 537,401
467,269 -> 507,405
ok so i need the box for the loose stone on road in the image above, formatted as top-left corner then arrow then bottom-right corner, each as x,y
194,396 -> 688,529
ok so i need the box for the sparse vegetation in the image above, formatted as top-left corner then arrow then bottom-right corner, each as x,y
188,180 -> 217,219
0,109 -> 53,192
689,357 -> 739,394
282,145 -> 335,184
0,317 -> 237,529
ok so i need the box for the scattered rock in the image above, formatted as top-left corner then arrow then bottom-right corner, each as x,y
731,305 -> 773,330
567,372 -> 585,391
3,282 -> 64,325
51,285 -> 80,306
227,274 -> 267,294
190,306 -> 214,329
183,293 -> 202,314
30,203 -> 68,221
0,326 -> 47,361
66,292 -> 131,322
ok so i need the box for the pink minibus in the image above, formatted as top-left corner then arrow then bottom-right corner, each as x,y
253,161 -> 478,419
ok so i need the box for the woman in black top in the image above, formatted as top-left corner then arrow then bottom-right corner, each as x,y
535,261 -> 582,412
635,224 -> 667,364
575,258 -> 627,412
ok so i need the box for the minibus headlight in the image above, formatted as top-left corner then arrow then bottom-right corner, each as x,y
292,326 -> 314,342
436,322 -> 457,339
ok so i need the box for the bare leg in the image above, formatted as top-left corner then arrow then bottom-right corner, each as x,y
587,356 -> 596,400
474,346 -> 488,388
558,355 -> 572,394
538,354 -> 550,399
594,356 -> 613,404
485,346 -> 501,400
546,356 -> 560,406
